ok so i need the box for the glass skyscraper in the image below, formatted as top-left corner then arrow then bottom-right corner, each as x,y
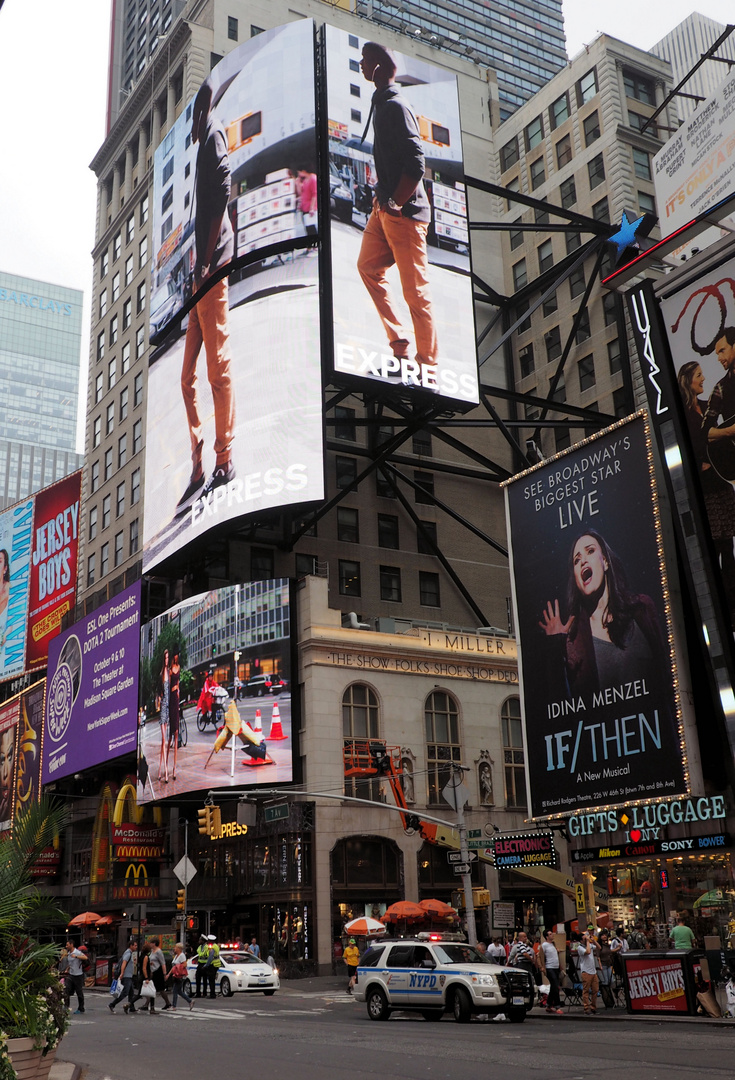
0,271 -> 83,508
355,0 -> 567,120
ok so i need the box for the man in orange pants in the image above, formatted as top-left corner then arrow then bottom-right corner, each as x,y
357,42 -> 437,383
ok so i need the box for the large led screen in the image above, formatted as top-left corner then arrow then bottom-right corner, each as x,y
143,20 -> 324,573
27,472 -> 82,669
325,25 -> 478,405
0,682 -> 45,838
0,498 -> 34,682
137,579 -> 294,803
0,698 -> 19,835
503,414 -> 687,818
42,581 -> 141,783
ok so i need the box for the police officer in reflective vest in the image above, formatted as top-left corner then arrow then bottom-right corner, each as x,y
197,934 -> 221,999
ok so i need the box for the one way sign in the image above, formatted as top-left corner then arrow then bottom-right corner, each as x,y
447,851 -> 478,863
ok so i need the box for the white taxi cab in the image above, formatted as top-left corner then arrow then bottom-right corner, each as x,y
185,949 -> 279,997
353,934 -> 535,1023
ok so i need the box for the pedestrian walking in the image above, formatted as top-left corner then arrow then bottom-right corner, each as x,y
598,931 -> 615,1008
109,939 -> 138,1013
343,937 -> 360,995
538,929 -> 564,1014
168,943 -> 194,1011
128,943 -> 154,1013
577,930 -> 600,1015
64,939 -> 86,1014
508,932 -> 536,979
148,936 -> 172,1011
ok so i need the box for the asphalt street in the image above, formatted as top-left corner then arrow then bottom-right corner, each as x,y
59,985 -> 735,1080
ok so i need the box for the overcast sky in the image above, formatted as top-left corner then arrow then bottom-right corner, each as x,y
0,0 -> 732,450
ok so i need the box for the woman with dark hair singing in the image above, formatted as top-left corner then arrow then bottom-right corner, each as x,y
539,530 -> 668,698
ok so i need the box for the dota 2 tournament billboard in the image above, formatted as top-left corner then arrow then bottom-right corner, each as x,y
144,20 -> 324,573
324,25 -> 479,405
503,414 -> 688,819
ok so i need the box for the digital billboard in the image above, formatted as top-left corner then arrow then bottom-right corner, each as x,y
0,497 -> 33,682
0,698 -> 19,835
137,579 -> 294,803
325,26 -> 478,405
42,581 -> 141,783
503,413 -> 687,818
0,682 -> 45,837
26,472 -> 82,669
143,19 -> 324,573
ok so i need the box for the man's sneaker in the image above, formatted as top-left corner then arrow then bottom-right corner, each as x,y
176,471 -> 205,509
201,462 -> 235,498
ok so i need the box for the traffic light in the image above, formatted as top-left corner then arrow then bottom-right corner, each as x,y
210,805 -> 222,839
186,916 -> 199,931
198,806 -> 212,836
176,889 -> 185,911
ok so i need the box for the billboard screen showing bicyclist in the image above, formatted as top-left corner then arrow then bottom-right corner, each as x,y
137,579 -> 294,803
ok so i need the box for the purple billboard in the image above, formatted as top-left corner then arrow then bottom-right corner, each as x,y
43,581 -> 142,783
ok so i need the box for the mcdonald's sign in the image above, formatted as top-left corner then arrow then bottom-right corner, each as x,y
125,863 -> 149,887
110,861 -> 159,899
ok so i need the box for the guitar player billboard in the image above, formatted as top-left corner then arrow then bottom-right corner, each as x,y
659,255 -> 735,626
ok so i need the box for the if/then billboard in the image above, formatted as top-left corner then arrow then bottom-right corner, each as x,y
42,581 -> 141,784
503,413 -> 687,819
143,19 -> 324,573
325,25 -> 479,405
137,580 -> 294,804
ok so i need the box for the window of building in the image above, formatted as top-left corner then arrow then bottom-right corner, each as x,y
336,455 -> 357,490
638,190 -> 656,214
525,397 -> 541,421
351,109 -> 361,123
334,406 -> 356,441
343,684 -> 381,801
569,266 -> 586,298
549,92 -> 570,130
583,110 -> 601,145
608,338 -> 622,374
412,430 -> 431,457
122,297 -> 131,331
139,236 -> 148,268
376,470 -> 395,499
99,288 -> 108,319
228,15 -> 238,40
102,494 -> 111,530
613,387 -> 629,417
378,514 -> 399,549
137,281 -> 146,313
529,157 -> 545,190
100,250 -> 109,279
545,325 -> 562,362
91,461 -> 100,493
126,213 -> 135,244
505,176 -> 520,211
114,531 -> 124,568
516,298 -> 531,334
95,372 -> 103,404
295,552 -> 317,577
628,110 -> 656,137
419,570 -> 441,607
122,340 -> 131,375
502,697 -> 526,808
417,520 -> 437,554
512,258 -> 527,290
140,194 -> 148,225
349,58 -> 360,72
350,84 -> 361,98
161,185 -> 174,214
119,386 -> 128,422
519,343 -> 535,378
136,325 -> 145,358
500,136 -> 519,172
588,153 -> 605,189
131,467 -> 140,505
110,314 -> 118,345
542,291 -> 558,317
592,196 -> 610,223
578,354 -> 596,392
93,416 -> 101,448
97,331 -> 105,362
89,505 -> 98,541
555,133 -> 572,170
380,565 -> 402,602
426,691 -> 460,805
104,448 -> 113,481
250,547 -> 274,579
414,471 -> 434,504
337,506 -> 359,543
108,357 -> 116,389
560,176 -> 576,208
106,402 -> 114,435
509,221 -> 524,251
130,518 -> 139,555
113,232 -> 121,261
576,67 -> 598,106
537,239 -> 554,274
535,207 -> 550,226
524,115 -> 543,151
116,481 -> 125,518
111,271 -> 120,304
87,553 -> 96,588
624,70 -> 655,105
133,419 -> 142,455
125,254 -> 134,286
118,434 -> 127,468
339,559 -> 361,597
633,147 -> 651,180
603,291 -> 618,327
100,542 -> 109,578
134,371 -> 143,407
251,24 -> 264,37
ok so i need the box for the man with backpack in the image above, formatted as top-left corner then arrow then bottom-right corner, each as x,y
109,939 -> 138,1013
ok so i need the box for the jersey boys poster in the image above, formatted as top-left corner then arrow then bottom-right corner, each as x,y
503,414 -> 687,818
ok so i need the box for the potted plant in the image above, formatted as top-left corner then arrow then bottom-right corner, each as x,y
0,799 -> 70,1080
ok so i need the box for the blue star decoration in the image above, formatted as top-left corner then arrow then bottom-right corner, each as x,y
607,210 -> 656,263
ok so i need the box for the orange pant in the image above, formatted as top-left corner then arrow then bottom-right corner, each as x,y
357,207 -> 437,367
181,278 -> 235,470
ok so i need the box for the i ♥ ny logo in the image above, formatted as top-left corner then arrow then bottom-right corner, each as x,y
630,829 -> 642,842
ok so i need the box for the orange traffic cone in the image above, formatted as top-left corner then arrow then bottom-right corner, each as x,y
242,750 -> 274,767
246,707 -> 263,735
268,701 -> 287,741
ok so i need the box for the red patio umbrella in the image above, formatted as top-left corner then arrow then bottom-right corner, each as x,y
419,899 -> 457,919
68,912 -> 103,926
94,915 -> 121,926
382,901 -> 426,923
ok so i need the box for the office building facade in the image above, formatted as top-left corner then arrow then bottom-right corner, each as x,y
652,13 -> 735,121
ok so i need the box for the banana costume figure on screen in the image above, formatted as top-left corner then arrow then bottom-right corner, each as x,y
205,700 -> 267,767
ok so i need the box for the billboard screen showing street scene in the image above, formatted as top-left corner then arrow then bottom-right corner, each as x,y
42,581 -> 141,784
325,25 -> 478,405
143,20 -> 324,574
0,498 -> 33,682
137,579 -> 294,803
503,413 -> 687,818
26,472 -> 82,669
